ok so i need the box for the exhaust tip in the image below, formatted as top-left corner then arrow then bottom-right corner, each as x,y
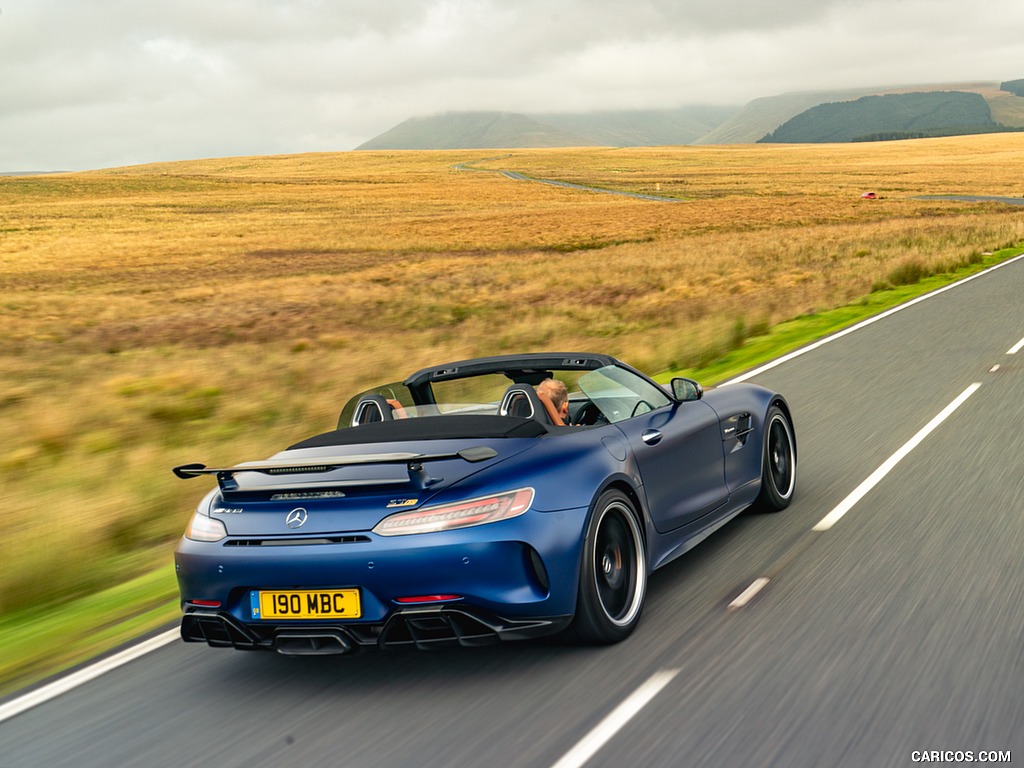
274,630 -> 353,656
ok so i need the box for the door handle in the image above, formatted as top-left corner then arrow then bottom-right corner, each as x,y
641,429 -> 663,446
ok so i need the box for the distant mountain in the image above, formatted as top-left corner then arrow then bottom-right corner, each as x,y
532,107 -> 738,147
1001,79 -> 1024,97
357,80 -> 1024,149
356,107 -> 739,150
356,112 -> 601,150
699,81 -> 1024,144
692,87 -> 889,144
760,91 -> 1002,143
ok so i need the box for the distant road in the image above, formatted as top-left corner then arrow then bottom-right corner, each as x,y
919,194 -> 1024,206
496,169 -> 683,202
454,160 -> 683,202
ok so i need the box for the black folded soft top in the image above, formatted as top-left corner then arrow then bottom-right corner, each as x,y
289,415 -> 549,450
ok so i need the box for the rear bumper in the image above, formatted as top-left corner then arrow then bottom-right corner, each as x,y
181,606 -> 572,655
175,507 -> 590,625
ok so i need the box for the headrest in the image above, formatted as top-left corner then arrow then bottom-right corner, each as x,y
351,394 -> 395,426
499,384 -> 555,425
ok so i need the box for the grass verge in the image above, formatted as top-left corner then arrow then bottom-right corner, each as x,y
0,560 -> 179,700
1,244 -> 1020,702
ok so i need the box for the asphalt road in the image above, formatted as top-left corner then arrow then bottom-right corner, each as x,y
919,195 -> 1024,207
497,170 -> 682,202
3,256 -> 1023,768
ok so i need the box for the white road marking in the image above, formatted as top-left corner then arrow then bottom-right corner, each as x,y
550,669 -> 680,768
1008,337 -> 1024,355
813,383 -> 982,531
990,365 -> 1001,372
728,577 -> 771,610
724,253 -> 1024,385
0,628 -> 179,724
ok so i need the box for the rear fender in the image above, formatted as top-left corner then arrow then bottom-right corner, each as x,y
703,384 -> 790,494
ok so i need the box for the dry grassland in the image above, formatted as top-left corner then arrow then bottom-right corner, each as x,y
2,134 -> 1024,613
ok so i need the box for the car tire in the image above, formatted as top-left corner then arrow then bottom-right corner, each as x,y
565,489 -> 647,644
754,405 -> 796,512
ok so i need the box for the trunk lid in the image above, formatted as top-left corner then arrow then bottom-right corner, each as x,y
200,437 -> 537,536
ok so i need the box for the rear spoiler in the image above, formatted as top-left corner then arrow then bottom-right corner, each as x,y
173,446 -> 498,493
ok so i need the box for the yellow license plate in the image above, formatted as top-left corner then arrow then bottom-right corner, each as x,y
251,589 -> 361,620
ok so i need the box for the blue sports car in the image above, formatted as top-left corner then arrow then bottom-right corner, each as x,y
173,353 -> 796,654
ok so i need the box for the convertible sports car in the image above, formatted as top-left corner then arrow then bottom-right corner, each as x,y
173,353 -> 795,655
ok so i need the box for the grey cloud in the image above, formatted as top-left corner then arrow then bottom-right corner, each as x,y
2,0 -> 1023,170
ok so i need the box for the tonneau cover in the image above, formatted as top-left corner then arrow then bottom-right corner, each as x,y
289,415 -> 548,450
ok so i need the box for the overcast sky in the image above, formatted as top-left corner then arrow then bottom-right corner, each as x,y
2,0 -> 1023,171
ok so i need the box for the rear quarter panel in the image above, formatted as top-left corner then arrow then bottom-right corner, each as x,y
702,383 -> 792,499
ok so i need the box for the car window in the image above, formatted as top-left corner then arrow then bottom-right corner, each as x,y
339,368 -> 623,428
429,373 -> 515,406
577,365 -> 672,424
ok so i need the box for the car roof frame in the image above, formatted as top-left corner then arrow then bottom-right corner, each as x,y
403,353 -> 620,388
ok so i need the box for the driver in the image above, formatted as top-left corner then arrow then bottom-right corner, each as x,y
536,378 -> 570,426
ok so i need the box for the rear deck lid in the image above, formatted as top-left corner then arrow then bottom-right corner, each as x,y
177,430 -> 540,535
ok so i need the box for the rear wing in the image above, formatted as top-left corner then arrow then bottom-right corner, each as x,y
173,446 -> 498,493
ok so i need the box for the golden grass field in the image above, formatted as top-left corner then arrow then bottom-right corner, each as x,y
2,134 -> 1024,619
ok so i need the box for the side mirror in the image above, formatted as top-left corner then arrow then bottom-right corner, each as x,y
671,377 -> 703,402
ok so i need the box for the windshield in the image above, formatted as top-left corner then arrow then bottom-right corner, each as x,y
337,364 -> 669,429
577,365 -> 672,424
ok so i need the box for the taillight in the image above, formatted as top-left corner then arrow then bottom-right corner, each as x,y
372,488 -> 534,536
185,511 -> 227,542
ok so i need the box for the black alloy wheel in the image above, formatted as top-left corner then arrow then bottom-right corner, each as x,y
566,489 -> 647,644
755,405 -> 796,512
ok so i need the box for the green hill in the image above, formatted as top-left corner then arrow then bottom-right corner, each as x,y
696,81 -> 1024,144
760,91 -> 1002,143
356,112 -> 600,150
1000,79 -> 1024,97
692,87 -> 887,144
357,107 -> 738,150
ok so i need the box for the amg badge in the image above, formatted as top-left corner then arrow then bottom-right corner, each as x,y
386,498 -> 418,508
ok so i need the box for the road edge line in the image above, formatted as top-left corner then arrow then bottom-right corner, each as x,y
0,628 -> 179,724
724,253 -> 1024,385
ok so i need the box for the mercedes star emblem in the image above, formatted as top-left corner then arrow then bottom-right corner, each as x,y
285,508 -> 308,529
